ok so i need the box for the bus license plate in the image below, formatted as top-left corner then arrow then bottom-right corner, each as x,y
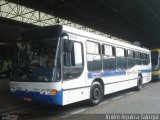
24,97 -> 32,102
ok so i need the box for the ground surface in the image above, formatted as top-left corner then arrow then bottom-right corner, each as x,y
0,80 -> 160,120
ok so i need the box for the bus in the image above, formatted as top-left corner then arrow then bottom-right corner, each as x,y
10,25 -> 151,106
151,48 -> 160,80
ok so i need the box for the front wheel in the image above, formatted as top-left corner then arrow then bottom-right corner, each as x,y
89,82 -> 103,106
135,76 -> 143,91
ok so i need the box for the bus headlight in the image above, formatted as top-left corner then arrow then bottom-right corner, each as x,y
50,89 -> 57,95
10,87 -> 16,92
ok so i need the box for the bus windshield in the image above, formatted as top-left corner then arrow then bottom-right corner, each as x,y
12,38 -> 61,82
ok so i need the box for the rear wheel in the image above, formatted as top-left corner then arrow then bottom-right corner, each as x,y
89,82 -> 103,106
135,76 -> 143,91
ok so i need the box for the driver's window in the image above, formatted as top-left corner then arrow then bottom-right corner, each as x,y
63,40 -> 83,80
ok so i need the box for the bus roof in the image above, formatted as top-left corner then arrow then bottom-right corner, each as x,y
62,25 -> 150,53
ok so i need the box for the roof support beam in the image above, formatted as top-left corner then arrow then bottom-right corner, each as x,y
0,0 -> 114,38
141,0 -> 160,23
1,0 -> 130,43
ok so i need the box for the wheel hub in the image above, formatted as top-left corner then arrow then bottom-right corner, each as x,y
93,88 -> 100,100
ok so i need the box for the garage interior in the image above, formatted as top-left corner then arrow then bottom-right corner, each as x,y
0,0 -> 160,91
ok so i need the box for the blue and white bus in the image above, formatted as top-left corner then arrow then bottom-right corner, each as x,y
10,25 -> 151,106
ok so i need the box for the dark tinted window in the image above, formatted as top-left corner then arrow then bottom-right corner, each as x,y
116,48 -> 127,70
141,53 -> 149,65
135,52 -> 141,59
102,45 -> 116,71
128,50 -> 134,58
87,41 -> 102,71
134,51 -> 142,65
127,50 -> 135,68
63,40 -> 84,80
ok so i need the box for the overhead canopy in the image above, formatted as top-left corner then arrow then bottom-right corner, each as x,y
4,0 -> 160,48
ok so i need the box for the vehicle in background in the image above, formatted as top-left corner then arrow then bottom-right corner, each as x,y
151,48 -> 160,80
0,60 -> 11,78
10,25 -> 151,106
0,44 -> 12,79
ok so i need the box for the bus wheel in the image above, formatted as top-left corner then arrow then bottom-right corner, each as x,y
89,82 -> 103,106
135,76 -> 143,91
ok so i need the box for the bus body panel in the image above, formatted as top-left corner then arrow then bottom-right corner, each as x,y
62,87 -> 90,105
10,81 -> 63,105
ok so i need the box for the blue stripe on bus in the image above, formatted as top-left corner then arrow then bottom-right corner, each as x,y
88,71 -> 126,78
141,69 -> 152,73
102,71 -> 126,76
11,90 -> 63,105
88,69 -> 151,79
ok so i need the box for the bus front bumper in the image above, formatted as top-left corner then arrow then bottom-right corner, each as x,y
10,90 -> 63,105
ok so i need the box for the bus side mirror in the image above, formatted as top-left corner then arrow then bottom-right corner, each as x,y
61,32 -> 73,52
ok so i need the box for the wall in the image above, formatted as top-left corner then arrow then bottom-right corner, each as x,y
0,79 -> 9,91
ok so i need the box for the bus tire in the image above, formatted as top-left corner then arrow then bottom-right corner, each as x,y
89,82 -> 103,106
135,75 -> 143,91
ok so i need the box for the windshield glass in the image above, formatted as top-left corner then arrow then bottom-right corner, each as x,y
12,38 -> 61,82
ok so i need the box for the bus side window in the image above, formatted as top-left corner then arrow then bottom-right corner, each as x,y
127,50 -> 135,69
63,40 -> 84,80
142,53 -> 148,65
102,44 -> 116,71
86,41 -> 102,71
116,47 -> 127,70
135,51 -> 142,65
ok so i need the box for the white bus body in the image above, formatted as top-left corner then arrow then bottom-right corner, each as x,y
10,25 -> 151,106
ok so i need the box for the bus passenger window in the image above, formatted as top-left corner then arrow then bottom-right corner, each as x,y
116,48 -> 127,70
142,53 -> 149,65
63,40 -> 83,80
135,51 -> 142,65
127,50 -> 135,69
86,41 -> 102,71
102,45 -> 116,71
